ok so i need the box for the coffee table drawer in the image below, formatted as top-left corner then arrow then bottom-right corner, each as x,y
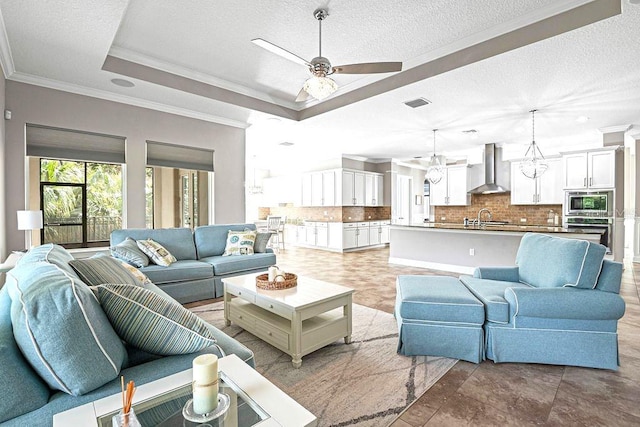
226,284 -> 256,303
255,322 -> 290,350
255,295 -> 291,319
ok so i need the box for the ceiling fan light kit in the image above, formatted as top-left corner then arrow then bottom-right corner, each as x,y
519,109 -> 549,179
252,8 -> 402,102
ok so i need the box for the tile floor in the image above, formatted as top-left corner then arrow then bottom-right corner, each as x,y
273,246 -> 640,426
193,245 -> 639,426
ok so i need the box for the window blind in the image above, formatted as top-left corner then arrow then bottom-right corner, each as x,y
146,140 -> 214,172
26,124 -> 126,163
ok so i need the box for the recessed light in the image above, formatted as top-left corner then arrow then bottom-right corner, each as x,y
576,116 -> 590,123
111,78 -> 135,88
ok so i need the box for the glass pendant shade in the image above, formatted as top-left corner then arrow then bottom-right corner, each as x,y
425,129 -> 445,184
426,155 -> 445,184
303,76 -> 338,100
520,110 -> 548,179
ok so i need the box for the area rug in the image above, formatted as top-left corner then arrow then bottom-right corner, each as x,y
190,302 -> 457,427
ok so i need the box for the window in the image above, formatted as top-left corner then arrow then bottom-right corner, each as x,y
40,159 -> 123,248
145,167 -> 154,229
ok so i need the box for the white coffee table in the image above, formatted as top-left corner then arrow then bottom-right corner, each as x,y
223,273 -> 354,368
53,354 -> 316,427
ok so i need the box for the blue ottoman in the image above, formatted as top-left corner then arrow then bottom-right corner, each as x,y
395,275 -> 485,363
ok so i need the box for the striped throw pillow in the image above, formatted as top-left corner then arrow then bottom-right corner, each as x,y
136,239 -> 177,266
69,255 -> 141,286
96,284 -> 216,355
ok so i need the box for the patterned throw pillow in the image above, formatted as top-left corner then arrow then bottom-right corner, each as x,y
69,255 -> 141,286
116,259 -> 154,286
110,237 -> 149,268
223,230 -> 257,256
136,239 -> 177,266
95,284 -> 216,355
253,232 -> 273,253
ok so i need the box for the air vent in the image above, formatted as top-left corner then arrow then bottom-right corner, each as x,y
403,98 -> 431,108
279,141 -> 294,146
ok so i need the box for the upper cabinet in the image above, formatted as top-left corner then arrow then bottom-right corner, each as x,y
299,169 -> 384,207
511,158 -> 563,205
430,165 -> 470,206
563,149 -> 616,190
301,170 -> 338,206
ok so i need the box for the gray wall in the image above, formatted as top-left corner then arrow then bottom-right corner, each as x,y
3,81 -> 246,252
0,69 -> 5,260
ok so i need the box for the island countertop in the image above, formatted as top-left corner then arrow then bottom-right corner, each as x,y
395,222 -> 604,235
389,223 -> 605,274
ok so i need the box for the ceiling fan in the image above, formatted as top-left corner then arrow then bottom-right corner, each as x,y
252,8 -> 403,102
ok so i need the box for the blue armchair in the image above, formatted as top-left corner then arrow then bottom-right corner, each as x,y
459,233 -> 625,370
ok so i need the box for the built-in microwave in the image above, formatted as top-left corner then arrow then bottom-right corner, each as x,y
565,191 -> 612,216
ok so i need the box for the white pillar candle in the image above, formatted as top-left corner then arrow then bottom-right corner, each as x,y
268,266 -> 277,282
192,354 -> 218,414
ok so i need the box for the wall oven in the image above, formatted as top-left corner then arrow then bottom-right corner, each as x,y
564,191 -> 613,253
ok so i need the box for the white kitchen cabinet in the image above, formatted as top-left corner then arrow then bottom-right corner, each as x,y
563,149 -> 615,190
341,170 -> 366,206
327,222 -> 343,250
365,174 -> 384,206
380,221 -> 390,244
430,165 -> 470,206
356,222 -> 370,247
301,170 -> 337,206
368,221 -> 381,245
511,158 -> 563,205
342,223 -> 358,249
301,222 -> 328,247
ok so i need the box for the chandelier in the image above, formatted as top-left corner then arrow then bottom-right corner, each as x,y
303,75 -> 338,100
425,129 -> 445,184
519,109 -> 548,179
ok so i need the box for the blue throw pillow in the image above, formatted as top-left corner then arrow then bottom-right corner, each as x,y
6,261 -> 127,396
110,237 -> 150,268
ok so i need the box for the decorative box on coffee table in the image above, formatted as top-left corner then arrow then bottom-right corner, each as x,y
223,273 -> 354,368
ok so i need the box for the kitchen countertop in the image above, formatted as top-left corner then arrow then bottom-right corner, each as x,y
396,222 -> 605,235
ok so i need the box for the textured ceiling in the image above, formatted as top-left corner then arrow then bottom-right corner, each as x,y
0,0 -> 638,169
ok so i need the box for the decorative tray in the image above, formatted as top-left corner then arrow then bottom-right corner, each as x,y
256,272 -> 298,290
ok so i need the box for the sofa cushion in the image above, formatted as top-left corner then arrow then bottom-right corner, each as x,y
110,237 -> 150,267
0,286 -> 50,423
595,259 -> 623,293
6,261 -> 126,396
17,243 -> 77,277
515,233 -> 606,289
96,284 -> 216,355
201,252 -> 276,276
140,260 -> 213,284
460,276 -> 532,324
69,255 -> 141,286
137,239 -> 177,266
111,228 -> 197,261
223,229 -> 257,256
194,224 -> 258,258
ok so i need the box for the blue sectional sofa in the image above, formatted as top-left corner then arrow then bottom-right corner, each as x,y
110,224 -> 276,303
0,244 -> 255,426
396,233 -> 626,370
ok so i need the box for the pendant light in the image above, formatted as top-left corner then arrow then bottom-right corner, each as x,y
246,156 -> 263,195
519,109 -> 548,179
425,129 -> 445,184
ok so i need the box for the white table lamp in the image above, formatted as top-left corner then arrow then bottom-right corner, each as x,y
17,210 -> 43,249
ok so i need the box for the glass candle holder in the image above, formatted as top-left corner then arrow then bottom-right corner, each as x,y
112,407 -> 141,427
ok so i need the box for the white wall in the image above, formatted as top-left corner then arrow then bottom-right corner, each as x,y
3,82 -> 246,252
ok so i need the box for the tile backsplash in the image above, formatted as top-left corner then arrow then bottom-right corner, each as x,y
434,193 -> 562,226
259,206 -> 391,223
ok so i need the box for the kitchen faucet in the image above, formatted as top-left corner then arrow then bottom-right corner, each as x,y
476,208 -> 492,227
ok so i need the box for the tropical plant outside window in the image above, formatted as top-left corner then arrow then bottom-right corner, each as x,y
145,167 -> 154,228
40,159 -> 123,248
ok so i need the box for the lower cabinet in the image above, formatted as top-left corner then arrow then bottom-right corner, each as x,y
296,221 -> 389,251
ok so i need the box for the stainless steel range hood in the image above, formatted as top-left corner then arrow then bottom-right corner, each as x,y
469,144 -> 510,194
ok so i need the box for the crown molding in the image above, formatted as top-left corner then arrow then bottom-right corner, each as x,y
108,46 -> 301,111
0,7 -> 15,78
598,124 -> 633,134
7,71 -> 249,129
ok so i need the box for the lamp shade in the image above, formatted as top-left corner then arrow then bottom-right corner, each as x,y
17,210 -> 43,231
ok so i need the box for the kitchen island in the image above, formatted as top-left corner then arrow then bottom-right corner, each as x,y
389,223 -> 605,274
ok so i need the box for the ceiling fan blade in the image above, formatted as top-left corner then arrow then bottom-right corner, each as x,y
332,62 -> 403,74
251,38 -> 310,67
295,87 -> 310,102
